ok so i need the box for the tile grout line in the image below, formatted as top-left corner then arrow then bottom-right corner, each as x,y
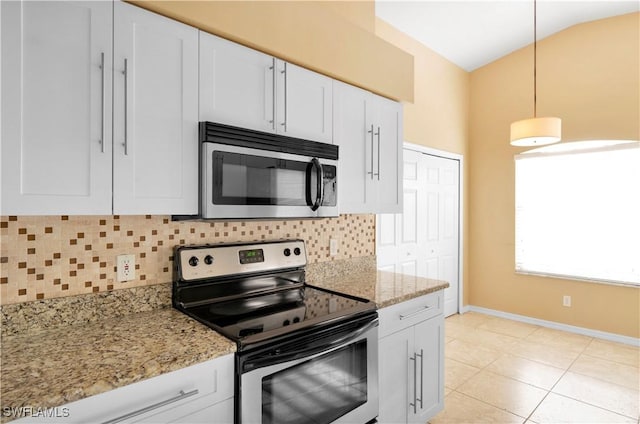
444,315 -> 640,422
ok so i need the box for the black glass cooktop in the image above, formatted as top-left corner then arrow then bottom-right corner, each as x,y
182,285 -> 374,345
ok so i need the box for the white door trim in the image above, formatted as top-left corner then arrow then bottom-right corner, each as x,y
403,142 -> 464,316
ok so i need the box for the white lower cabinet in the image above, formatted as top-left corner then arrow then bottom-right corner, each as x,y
378,292 -> 445,424
14,354 -> 234,424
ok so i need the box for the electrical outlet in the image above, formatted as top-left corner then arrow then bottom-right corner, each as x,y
563,295 -> 571,307
329,238 -> 338,256
117,254 -> 135,282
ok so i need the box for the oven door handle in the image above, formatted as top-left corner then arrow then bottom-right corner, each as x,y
305,158 -> 323,211
248,318 -> 377,369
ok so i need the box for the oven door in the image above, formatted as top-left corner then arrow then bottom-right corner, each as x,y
238,315 -> 378,424
202,143 -> 338,219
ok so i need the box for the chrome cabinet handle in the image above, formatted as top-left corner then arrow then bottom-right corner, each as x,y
399,305 -> 432,320
280,62 -> 287,131
269,59 -> 276,128
409,353 -> 417,414
367,125 -> 374,179
99,52 -> 105,153
417,348 -> 424,409
375,126 -> 381,180
101,389 -> 199,424
122,58 -> 128,155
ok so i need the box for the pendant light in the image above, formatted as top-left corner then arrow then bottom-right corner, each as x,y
510,0 -> 561,147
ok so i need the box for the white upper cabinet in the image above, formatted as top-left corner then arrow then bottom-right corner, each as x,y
199,33 -> 275,133
370,95 -> 403,213
113,2 -> 198,215
276,60 -> 333,143
1,1 -> 113,215
334,81 -> 403,214
199,33 -> 333,144
1,1 -> 199,215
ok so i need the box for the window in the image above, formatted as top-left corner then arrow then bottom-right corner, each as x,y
515,140 -> 640,286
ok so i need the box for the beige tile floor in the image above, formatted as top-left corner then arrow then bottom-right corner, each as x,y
430,312 -> 640,424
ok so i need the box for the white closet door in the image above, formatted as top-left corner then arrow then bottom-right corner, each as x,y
424,154 -> 460,317
1,0 -> 112,215
377,148 -> 461,316
377,149 -> 426,282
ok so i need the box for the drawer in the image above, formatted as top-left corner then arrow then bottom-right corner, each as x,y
378,291 -> 443,339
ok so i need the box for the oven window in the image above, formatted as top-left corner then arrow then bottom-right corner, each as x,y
262,340 -> 367,424
212,151 -> 312,206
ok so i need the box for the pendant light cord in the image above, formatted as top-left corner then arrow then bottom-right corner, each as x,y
533,0 -> 537,118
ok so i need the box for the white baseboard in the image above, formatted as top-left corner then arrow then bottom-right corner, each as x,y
461,305 -> 640,347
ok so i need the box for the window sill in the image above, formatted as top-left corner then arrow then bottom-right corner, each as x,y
515,270 -> 640,288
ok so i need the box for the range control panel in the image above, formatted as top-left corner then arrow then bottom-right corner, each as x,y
177,240 -> 307,282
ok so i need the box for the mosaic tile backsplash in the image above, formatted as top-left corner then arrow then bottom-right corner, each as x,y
0,214 -> 375,305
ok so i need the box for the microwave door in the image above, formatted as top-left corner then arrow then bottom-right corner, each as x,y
202,143 -> 320,219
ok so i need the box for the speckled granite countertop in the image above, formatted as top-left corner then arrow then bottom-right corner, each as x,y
309,269 -> 449,309
0,307 -> 235,422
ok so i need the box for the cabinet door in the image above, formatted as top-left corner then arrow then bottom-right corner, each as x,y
113,2 -> 198,215
333,81 -> 371,213
277,60 -> 333,143
1,0 -> 112,215
410,317 -> 445,424
378,328 -> 412,424
372,95 -> 403,214
199,32 -> 275,133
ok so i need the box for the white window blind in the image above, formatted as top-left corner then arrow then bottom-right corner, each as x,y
515,141 -> 640,286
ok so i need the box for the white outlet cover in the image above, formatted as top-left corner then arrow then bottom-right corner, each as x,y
329,239 -> 338,256
117,254 -> 136,282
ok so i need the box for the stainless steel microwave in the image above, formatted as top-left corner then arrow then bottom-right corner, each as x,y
199,122 -> 338,219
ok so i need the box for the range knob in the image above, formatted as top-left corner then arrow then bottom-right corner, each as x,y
188,256 -> 199,267
204,255 -> 214,265
283,248 -> 291,257
283,319 -> 290,326
294,247 -> 301,256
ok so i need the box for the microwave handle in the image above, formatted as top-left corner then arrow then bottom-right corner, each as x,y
306,158 -> 323,211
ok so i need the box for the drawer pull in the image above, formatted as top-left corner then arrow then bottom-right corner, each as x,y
399,305 -> 432,320
102,389 -> 199,424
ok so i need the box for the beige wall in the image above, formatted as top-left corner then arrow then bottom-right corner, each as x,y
375,18 -> 471,305
469,13 -> 640,338
128,0 -> 413,102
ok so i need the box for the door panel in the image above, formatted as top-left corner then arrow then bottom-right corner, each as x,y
425,154 -> 460,317
199,33 -> 275,133
377,148 -> 460,317
379,214 -> 396,247
377,150 -> 423,274
374,96 -> 402,213
402,190 -> 418,244
378,329 -> 411,424
279,61 -> 332,143
333,81 -> 369,211
113,2 -> 198,214
1,0 -> 112,214
412,318 -> 444,422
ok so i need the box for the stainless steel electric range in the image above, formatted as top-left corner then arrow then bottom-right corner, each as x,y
172,240 -> 379,424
